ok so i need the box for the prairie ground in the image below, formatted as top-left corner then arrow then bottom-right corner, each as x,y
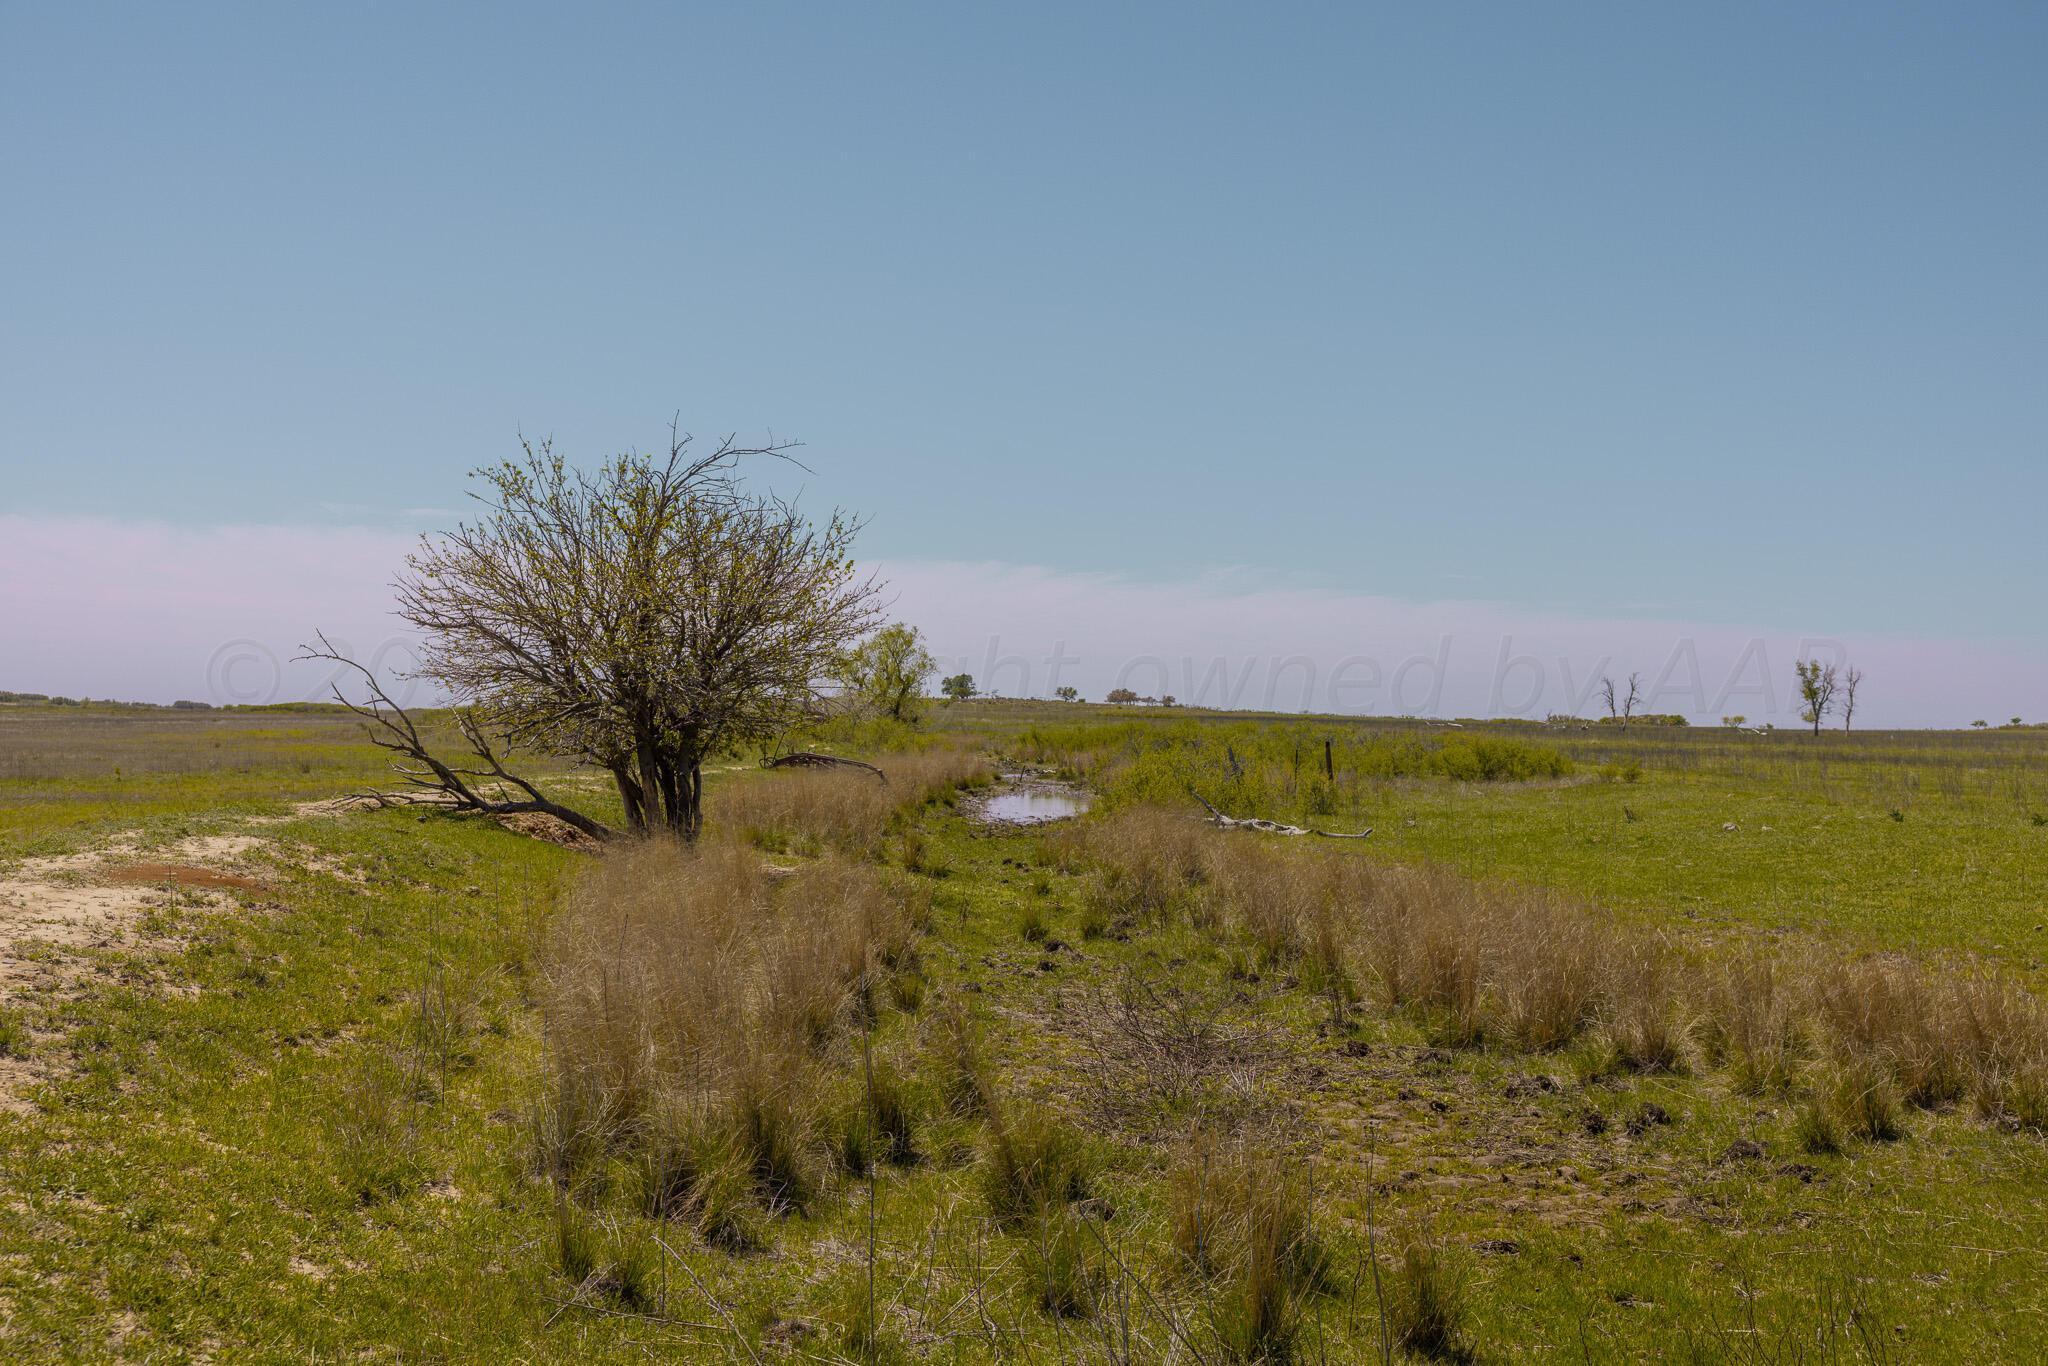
1,701 -> 2044,1361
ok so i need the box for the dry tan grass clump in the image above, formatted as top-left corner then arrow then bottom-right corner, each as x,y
1599,936 -> 1690,1073
714,748 -> 989,855
1350,865 -> 1486,1043
1697,949 -> 1810,1093
1054,805 -> 1219,927
537,834 -> 924,1228
1809,962 -> 2048,1126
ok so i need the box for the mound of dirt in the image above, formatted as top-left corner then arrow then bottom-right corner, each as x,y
493,810 -> 603,851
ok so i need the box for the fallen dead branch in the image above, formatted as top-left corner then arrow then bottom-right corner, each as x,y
1192,793 -> 1371,839
763,751 -> 889,783
299,635 -> 616,845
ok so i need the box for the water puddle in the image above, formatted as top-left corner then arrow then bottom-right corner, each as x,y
982,790 -> 1090,824
979,775 -> 1092,825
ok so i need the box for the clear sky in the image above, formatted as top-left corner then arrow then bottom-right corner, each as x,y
3,4 -> 2044,721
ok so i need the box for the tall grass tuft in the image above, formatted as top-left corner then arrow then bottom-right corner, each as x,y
1169,1132 -> 1332,1362
1826,1059 -> 1907,1143
1061,801 -> 2048,1146
1025,1208 -> 1106,1318
977,1104 -> 1098,1227
1487,896 -> 1604,1050
1391,1231 -> 1472,1362
927,997 -> 997,1120
716,749 -> 989,856
1699,951 -> 1809,1093
537,833 -> 924,1234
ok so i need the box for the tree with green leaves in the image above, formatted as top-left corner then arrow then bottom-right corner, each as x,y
348,427 -> 881,840
838,623 -> 936,723
940,673 -> 977,701
1054,685 -> 1079,703
1795,659 -> 1839,737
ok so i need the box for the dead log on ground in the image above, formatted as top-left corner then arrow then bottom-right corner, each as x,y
763,752 -> 889,783
1193,793 -> 1371,839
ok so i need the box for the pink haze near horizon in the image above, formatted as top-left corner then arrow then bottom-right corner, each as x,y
2,516 -> 2040,728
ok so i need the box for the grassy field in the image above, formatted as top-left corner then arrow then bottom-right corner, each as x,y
2,701 -> 2045,1361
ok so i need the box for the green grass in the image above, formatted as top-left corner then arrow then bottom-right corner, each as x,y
1009,707 -> 2048,970
3,703 -> 2047,1360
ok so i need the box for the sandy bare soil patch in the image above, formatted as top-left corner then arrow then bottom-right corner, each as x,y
0,833 -> 282,979
0,831 -> 285,1109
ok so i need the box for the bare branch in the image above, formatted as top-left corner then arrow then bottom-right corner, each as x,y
297,638 -> 616,845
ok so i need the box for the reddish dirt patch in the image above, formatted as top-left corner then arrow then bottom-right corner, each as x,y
103,863 -> 273,894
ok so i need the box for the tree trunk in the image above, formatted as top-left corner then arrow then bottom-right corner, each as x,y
635,730 -> 668,829
656,756 -> 684,836
683,760 -> 703,839
611,763 -> 648,831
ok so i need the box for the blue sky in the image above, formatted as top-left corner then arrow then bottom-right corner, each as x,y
3,4 -> 2044,716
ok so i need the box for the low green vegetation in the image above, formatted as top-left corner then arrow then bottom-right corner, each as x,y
2,701 -> 2046,1360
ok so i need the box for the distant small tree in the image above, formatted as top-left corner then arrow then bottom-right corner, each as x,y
1159,695 -> 1178,707
1722,715 -> 1747,728
1841,666 -> 1863,733
940,673 -> 977,701
1971,718 -> 1989,729
1795,660 -> 1839,736
2012,717 -> 2025,727
838,623 -> 936,723
1053,685 -> 1079,703
1105,687 -> 1139,704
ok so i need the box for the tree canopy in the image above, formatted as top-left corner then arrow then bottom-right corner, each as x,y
394,429 -> 880,837
838,623 -> 936,722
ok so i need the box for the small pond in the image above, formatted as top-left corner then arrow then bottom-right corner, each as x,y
980,786 -> 1092,825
